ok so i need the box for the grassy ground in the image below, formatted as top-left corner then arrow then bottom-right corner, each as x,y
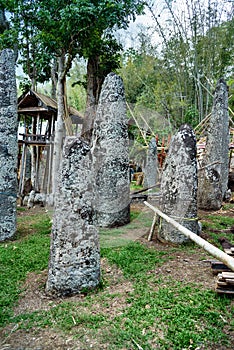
0,204 -> 234,349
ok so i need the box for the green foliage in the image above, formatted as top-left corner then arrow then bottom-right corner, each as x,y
184,105 -> 199,128
120,1 -> 234,128
18,78 -> 31,94
1,0 -> 146,91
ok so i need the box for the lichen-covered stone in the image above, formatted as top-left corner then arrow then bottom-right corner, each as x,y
0,49 -> 18,241
198,79 -> 229,210
46,137 -> 100,296
92,73 -> 130,227
158,124 -> 199,244
144,137 -> 158,188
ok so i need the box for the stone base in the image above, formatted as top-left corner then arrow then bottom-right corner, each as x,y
95,204 -> 130,228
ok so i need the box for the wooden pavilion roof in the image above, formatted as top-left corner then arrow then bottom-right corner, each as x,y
18,89 -> 83,124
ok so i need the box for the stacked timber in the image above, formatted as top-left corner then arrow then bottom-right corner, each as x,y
211,261 -> 232,274
213,243 -> 234,294
216,272 -> 234,294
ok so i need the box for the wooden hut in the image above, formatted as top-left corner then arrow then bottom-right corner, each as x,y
17,89 -> 83,196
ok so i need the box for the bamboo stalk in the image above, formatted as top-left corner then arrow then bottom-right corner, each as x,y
126,102 -> 148,146
144,201 -> 234,272
148,213 -> 157,241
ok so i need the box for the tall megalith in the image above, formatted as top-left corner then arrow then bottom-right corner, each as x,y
158,124 -> 199,244
92,73 -> 130,227
46,137 -> 100,296
144,136 -> 158,188
0,49 -> 18,241
198,79 -> 229,210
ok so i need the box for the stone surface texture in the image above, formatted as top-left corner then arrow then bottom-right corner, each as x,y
46,137 -> 100,296
198,79 -> 229,210
158,124 -> 199,244
144,137 -> 158,188
92,72 -> 130,227
0,49 -> 18,241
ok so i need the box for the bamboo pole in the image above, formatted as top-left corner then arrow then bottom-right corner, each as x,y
144,201 -> 234,272
126,102 -> 148,146
148,213 -> 157,241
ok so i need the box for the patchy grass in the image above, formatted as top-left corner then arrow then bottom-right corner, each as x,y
200,211 -> 234,248
1,205 -> 234,350
0,213 -> 51,326
130,182 -> 143,192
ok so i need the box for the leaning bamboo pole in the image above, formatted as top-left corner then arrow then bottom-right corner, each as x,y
144,201 -> 234,272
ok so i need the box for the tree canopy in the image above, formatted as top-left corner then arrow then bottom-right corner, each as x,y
120,0 -> 234,131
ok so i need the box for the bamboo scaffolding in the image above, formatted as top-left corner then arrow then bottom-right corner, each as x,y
144,201 -> 234,272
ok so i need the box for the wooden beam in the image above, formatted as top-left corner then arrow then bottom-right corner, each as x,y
144,201 -> 234,272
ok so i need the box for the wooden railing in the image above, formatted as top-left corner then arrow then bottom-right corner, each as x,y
19,133 -> 53,144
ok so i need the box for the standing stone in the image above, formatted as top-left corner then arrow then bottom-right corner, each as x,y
158,124 -> 199,244
198,79 -> 229,210
0,49 -> 18,241
46,137 -> 100,296
144,137 -> 158,188
92,73 -> 130,227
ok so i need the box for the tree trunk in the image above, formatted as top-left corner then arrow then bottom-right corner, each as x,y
0,9 -> 9,33
51,54 -> 66,196
51,58 -> 58,99
82,56 -> 103,142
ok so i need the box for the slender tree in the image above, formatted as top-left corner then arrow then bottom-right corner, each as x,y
1,0 -> 146,195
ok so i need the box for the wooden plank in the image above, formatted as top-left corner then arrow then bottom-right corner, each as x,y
225,279 -> 234,285
216,288 -> 234,294
216,281 -> 228,287
220,272 -> 234,279
211,261 -> 231,274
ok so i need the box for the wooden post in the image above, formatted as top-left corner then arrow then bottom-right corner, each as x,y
19,142 -> 27,195
35,145 -> 40,191
47,141 -> 53,194
148,213 -> 157,241
144,201 -> 234,272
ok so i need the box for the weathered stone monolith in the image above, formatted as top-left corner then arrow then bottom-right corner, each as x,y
92,73 -> 130,227
144,137 -> 158,188
158,124 -> 199,244
0,49 -> 18,241
46,137 -> 100,296
198,79 -> 229,210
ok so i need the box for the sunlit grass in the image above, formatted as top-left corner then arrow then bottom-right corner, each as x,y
1,205 -> 234,349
